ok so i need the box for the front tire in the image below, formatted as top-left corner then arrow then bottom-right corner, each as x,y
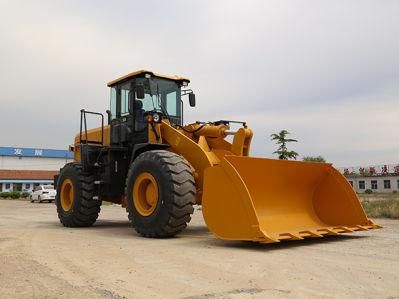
125,150 -> 196,238
56,163 -> 101,227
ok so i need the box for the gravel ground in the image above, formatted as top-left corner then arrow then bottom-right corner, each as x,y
0,200 -> 398,299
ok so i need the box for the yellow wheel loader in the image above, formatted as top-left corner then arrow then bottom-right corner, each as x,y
55,70 -> 380,243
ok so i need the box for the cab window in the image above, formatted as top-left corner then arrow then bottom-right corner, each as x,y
141,93 -> 162,112
110,85 -> 131,119
120,84 -> 130,116
109,78 -> 181,121
139,79 -> 181,117
166,91 -> 177,115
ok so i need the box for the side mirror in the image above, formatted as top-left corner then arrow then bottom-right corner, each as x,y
105,110 -> 111,125
189,93 -> 196,107
136,85 -> 145,99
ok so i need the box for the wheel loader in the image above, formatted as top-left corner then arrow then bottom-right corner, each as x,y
55,70 -> 380,243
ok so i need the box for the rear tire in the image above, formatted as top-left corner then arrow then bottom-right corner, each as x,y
125,150 -> 196,238
56,163 -> 101,227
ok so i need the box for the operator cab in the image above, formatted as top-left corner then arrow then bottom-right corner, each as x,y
106,70 -> 194,145
108,70 -> 193,125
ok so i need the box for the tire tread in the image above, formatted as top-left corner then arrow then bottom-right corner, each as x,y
56,163 -> 101,227
125,150 -> 196,238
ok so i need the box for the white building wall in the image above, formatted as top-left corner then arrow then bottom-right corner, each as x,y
0,182 -> 55,192
0,182 -> 12,192
0,156 -> 72,170
347,176 -> 399,193
0,147 -> 73,193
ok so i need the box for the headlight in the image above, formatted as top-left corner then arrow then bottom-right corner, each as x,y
152,113 -> 160,123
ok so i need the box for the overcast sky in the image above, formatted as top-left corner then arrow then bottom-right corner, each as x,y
0,0 -> 398,167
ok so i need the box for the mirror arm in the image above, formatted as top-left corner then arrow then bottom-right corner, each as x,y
181,89 -> 193,96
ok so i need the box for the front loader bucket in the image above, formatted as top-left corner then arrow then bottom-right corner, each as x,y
202,156 -> 381,243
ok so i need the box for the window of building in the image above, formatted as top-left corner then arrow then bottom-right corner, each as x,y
358,181 -> 365,189
5,183 -> 11,190
348,181 -> 353,187
384,180 -> 391,189
397,179 -> 399,189
371,180 -> 378,190
25,183 -> 31,190
14,183 -> 22,191
0,183 -> 2,191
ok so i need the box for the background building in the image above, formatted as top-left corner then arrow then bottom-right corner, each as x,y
339,163 -> 399,193
0,147 -> 73,192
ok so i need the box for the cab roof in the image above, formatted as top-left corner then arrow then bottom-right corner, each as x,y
107,70 -> 190,87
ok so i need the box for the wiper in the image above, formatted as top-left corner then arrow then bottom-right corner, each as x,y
156,84 -> 171,121
148,79 -> 157,111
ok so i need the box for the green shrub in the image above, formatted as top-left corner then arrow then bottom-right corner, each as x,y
302,156 -> 326,162
364,189 -> 373,194
0,192 -> 11,198
21,192 -> 30,198
10,191 -> 20,199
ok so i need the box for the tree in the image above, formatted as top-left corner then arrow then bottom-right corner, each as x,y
270,130 -> 298,160
302,156 -> 326,162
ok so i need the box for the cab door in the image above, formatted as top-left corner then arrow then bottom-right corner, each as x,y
109,82 -> 148,146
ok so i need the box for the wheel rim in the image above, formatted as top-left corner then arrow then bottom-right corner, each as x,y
133,172 -> 159,216
61,179 -> 74,211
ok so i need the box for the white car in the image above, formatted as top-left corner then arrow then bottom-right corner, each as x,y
30,185 -> 57,203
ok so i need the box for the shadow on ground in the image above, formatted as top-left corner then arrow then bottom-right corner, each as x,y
35,218 -> 369,250
186,234 -> 369,251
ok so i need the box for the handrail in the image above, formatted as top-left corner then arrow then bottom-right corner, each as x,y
79,109 -> 104,145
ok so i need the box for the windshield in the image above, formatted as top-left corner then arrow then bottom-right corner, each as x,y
43,186 -> 54,190
138,78 -> 181,117
109,77 -> 182,126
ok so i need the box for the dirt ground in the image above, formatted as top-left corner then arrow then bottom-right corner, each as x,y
0,200 -> 398,299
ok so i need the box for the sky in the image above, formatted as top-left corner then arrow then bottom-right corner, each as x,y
0,0 -> 398,167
